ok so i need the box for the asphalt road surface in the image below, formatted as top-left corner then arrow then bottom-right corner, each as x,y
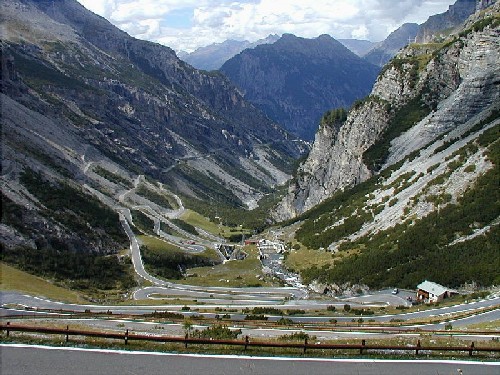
2,345 -> 498,375
2,291 -> 498,326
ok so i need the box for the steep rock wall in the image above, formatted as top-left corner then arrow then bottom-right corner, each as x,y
274,4 -> 499,221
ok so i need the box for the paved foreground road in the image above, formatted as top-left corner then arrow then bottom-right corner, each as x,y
1,345 -> 498,375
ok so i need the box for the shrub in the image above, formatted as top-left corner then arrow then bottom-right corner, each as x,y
278,332 -> 315,342
192,325 -> 241,340
277,317 -> 294,325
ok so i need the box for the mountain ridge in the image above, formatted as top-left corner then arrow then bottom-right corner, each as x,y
220,33 -> 380,140
0,0 -> 306,255
179,34 -> 280,71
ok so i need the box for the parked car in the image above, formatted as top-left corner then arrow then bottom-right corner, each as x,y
392,288 -> 399,295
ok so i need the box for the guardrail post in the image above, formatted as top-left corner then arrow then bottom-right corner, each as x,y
469,342 -> 474,357
416,339 -> 421,355
6,322 -> 10,337
245,335 -> 249,350
125,329 -> 128,345
66,326 -> 69,342
185,333 -> 188,348
360,339 -> 365,355
303,338 -> 308,354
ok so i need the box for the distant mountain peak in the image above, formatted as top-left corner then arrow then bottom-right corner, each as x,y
220,33 -> 380,140
180,34 -> 279,70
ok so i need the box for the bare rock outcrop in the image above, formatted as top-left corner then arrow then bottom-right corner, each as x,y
274,3 -> 500,221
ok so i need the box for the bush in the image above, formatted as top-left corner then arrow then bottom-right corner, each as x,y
320,108 -> 348,128
286,309 -> 306,315
278,332 -> 315,342
244,314 -> 268,321
192,325 -> 241,340
19,169 -> 125,244
277,317 -> 294,325
247,307 -> 283,315
131,210 -> 155,234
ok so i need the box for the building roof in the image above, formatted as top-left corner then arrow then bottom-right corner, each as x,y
417,280 -> 453,296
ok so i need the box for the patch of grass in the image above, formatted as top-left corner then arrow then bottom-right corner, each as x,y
285,248 -> 334,273
181,210 -> 223,236
171,218 -> 198,235
138,235 -> 182,252
138,235 -> 220,280
177,246 -> 272,287
0,262 -> 84,304
459,319 -> 500,332
179,209 -> 252,242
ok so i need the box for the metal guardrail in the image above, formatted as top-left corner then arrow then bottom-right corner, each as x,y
1,323 -> 499,356
2,310 -> 499,337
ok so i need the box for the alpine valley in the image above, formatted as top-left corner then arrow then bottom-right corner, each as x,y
0,0 -> 499,302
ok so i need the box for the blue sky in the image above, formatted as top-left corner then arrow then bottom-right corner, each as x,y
77,0 -> 458,52
161,8 -> 193,29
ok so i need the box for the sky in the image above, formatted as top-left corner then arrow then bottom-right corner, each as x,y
76,0 -> 458,53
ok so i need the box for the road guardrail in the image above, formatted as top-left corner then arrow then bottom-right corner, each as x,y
1,323 -> 499,357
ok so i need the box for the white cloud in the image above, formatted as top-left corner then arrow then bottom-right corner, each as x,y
77,0 -> 457,52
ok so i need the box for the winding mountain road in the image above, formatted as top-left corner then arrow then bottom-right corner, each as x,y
118,211 -> 307,302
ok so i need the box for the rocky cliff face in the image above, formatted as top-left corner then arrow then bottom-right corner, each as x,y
1,0 -> 304,202
364,0 -> 494,67
220,34 -> 380,140
274,4 -> 500,221
275,100 -> 388,219
0,0 -> 306,253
